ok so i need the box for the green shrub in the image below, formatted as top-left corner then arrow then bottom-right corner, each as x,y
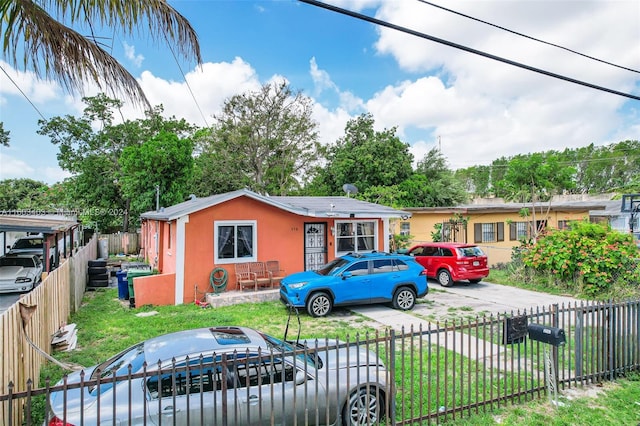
519,221 -> 640,297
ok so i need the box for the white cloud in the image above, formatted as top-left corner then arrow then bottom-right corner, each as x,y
136,57 -> 262,127
310,57 -> 337,95
123,42 -> 144,68
0,151 -> 35,180
365,1 -> 640,168
2,0 -> 638,187
308,58 -> 364,116
0,61 -> 60,103
312,103 -> 352,146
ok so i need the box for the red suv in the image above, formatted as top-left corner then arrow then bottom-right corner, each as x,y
407,243 -> 489,287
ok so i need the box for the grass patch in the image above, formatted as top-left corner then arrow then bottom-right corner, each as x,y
37,288 -> 639,426
47,288 -> 379,378
440,377 -> 640,425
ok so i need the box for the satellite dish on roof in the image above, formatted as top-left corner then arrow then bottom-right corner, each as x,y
343,184 -> 358,198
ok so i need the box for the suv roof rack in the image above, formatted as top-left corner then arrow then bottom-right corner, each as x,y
345,251 -> 397,258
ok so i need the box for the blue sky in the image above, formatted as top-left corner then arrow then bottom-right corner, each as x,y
1,0 -> 639,185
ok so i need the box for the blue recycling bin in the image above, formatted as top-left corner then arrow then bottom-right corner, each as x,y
116,270 -> 129,300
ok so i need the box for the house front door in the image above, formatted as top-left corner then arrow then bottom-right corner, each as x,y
304,223 -> 326,271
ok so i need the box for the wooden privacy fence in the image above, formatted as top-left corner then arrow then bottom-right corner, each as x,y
0,235 -> 97,426
1,298 -> 639,425
101,232 -> 139,256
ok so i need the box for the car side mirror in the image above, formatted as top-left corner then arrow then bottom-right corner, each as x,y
341,271 -> 352,279
295,371 -> 307,385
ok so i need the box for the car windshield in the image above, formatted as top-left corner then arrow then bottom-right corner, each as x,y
0,257 -> 35,267
458,246 -> 484,257
259,332 -> 317,369
315,257 -> 350,276
12,239 -> 43,250
91,343 -> 145,381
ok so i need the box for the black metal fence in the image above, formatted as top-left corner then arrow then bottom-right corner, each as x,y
2,299 -> 639,426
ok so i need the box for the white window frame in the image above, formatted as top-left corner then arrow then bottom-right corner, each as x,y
335,220 -> 377,256
214,220 -> 257,264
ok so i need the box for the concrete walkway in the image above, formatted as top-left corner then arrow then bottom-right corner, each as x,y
350,304 -> 504,360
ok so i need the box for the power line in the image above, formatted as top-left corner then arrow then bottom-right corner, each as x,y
0,64 -> 70,146
416,0 -> 640,74
164,34 -> 209,128
0,65 -> 49,123
299,0 -> 640,101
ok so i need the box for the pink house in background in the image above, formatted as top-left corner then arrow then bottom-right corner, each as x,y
135,189 -> 410,307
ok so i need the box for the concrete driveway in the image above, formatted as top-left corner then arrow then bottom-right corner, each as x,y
352,279 -> 582,329
0,293 -> 21,315
414,280 -> 581,320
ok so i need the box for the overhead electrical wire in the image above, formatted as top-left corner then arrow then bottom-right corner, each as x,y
0,65 -> 49,123
416,0 -> 640,74
0,64 -> 69,146
299,0 -> 640,101
165,36 -> 210,128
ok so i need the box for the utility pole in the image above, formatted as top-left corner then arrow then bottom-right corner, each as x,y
155,185 -> 160,212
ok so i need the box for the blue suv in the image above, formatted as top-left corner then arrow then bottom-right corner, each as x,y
280,252 -> 429,317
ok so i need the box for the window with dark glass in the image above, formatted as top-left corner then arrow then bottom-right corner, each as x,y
215,222 -> 255,262
336,221 -> 377,254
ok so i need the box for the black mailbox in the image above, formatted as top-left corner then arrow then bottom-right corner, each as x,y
527,323 -> 566,346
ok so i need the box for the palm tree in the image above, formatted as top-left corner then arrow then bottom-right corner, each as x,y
0,0 -> 201,109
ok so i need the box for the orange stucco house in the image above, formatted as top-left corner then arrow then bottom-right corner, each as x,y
135,189 -> 410,306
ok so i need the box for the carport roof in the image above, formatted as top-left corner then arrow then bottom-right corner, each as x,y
140,188 -> 410,221
0,212 -> 79,233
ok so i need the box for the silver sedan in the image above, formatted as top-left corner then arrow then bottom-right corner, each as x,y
47,326 -> 388,425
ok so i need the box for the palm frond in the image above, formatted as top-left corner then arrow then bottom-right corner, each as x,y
53,0 -> 201,63
0,0 -> 202,109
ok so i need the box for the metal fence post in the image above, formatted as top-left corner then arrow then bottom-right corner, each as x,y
389,328 -> 396,425
575,305 -> 583,379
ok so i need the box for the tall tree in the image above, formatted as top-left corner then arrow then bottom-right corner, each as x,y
119,130 -> 194,222
309,113 -> 413,196
390,148 -> 468,207
195,81 -> 320,196
496,152 -> 575,240
0,178 -> 49,210
0,0 -> 201,108
455,165 -> 491,198
189,129 -> 247,196
38,94 -> 195,231
496,152 -> 575,203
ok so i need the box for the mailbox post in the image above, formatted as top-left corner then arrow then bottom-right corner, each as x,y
527,323 -> 566,407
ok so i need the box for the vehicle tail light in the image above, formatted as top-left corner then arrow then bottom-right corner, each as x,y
419,269 -> 428,276
49,416 -> 75,426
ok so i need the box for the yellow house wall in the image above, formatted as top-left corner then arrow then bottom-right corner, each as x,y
402,209 -> 591,267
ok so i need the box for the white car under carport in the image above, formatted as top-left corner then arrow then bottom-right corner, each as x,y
0,254 -> 43,293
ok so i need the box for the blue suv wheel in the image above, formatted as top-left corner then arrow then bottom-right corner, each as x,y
307,292 -> 333,317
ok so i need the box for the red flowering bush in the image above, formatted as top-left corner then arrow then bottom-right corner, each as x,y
520,221 -> 640,297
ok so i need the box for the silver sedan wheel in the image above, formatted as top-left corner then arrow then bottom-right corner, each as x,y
344,388 -> 383,426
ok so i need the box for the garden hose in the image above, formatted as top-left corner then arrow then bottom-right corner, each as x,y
210,267 -> 228,294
